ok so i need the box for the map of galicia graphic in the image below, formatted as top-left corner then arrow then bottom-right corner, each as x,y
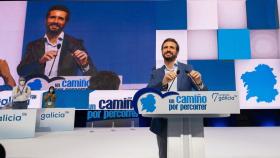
241,64 -> 278,103
140,94 -> 156,112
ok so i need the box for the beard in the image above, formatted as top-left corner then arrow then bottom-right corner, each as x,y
162,51 -> 178,62
46,23 -> 64,36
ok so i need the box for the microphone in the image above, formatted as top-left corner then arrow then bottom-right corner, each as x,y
167,70 -> 180,92
185,69 -> 202,91
48,44 -> 61,76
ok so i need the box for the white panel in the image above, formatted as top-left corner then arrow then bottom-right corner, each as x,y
187,0 -> 218,30
0,90 -> 43,109
156,30 -> 188,68
0,1 -> 27,84
187,30 -> 218,59
250,30 -> 279,59
235,59 -> 280,109
218,0 -> 247,28
0,109 -> 37,139
36,108 -> 75,132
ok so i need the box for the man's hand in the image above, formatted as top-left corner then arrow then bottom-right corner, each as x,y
188,70 -> 202,85
0,59 -> 16,87
72,50 -> 89,66
162,70 -> 177,86
39,51 -> 57,64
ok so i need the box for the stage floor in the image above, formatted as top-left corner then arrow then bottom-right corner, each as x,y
1,127 -> 280,158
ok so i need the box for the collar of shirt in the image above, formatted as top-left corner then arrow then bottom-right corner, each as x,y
164,61 -> 178,91
44,31 -> 64,46
43,32 -> 64,77
164,61 -> 178,72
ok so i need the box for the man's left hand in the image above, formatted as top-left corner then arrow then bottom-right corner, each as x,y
72,50 -> 89,66
188,70 -> 202,85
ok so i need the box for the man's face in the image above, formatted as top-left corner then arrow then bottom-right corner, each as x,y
46,10 -> 67,35
162,41 -> 178,62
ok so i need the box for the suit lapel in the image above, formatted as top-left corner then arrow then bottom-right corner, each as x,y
37,38 -> 45,59
158,65 -> 165,83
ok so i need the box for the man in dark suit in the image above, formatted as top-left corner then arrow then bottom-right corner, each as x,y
17,5 -> 97,77
147,38 -> 207,158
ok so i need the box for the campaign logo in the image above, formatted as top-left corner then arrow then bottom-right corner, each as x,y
89,90 -> 136,110
40,111 -> 69,120
0,95 -> 36,108
0,96 -> 12,107
98,97 -> 133,110
241,64 -> 278,103
26,74 -> 90,90
133,88 -> 211,114
28,79 -> 43,90
211,93 -> 238,102
87,110 -> 138,121
132,88 -> 179,114
0,112 -> 27,122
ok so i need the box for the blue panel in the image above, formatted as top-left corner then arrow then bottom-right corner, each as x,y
51,90 -> 92,109
24,1 -> 156,84
155,0 -> 187,30
246,0 -> 279,29
187,60 -> 236,91
218,29 -> 251,60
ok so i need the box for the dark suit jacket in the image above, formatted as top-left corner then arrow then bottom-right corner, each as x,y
147,62 -> 208,136
17,34 -> 97,77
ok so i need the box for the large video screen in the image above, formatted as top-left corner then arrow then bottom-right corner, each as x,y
0,1 -> 279,109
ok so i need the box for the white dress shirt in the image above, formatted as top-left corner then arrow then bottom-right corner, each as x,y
12,85 -> 31,102
164,62 -> 178,91
44,32 -> 64,77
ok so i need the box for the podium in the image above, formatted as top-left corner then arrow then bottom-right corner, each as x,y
134,90 -> 239,158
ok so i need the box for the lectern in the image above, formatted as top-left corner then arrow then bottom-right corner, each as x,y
134,90 -> 239,158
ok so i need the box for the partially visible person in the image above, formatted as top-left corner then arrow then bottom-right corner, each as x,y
0,59 -> 16,90
88,71 -> 120,90
43,86 -> 56,108
87,71 -> 122,127
17,5 -> 97,77
12,77 -> 31,109
0,143 -> 6,158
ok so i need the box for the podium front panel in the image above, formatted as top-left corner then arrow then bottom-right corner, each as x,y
0,109 -> 37,139
136,91 -> 239,115
36,108 -> 75,132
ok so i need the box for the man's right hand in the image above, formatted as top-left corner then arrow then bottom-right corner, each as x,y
162,70 -> 177,86
39,51 -> 57,64
0,59 -> 16,87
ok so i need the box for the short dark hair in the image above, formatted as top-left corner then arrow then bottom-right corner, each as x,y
46,5 -> 70,22
161,38 -> 180,52
88,71 -> 121,90
48,86 -> 55,94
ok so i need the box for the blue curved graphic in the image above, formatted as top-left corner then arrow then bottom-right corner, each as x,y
28,79 -> 42,90
26,74 -> 65,83
132,88 -> 179,114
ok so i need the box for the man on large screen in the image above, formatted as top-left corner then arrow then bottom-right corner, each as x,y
17,5 -> 97,78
